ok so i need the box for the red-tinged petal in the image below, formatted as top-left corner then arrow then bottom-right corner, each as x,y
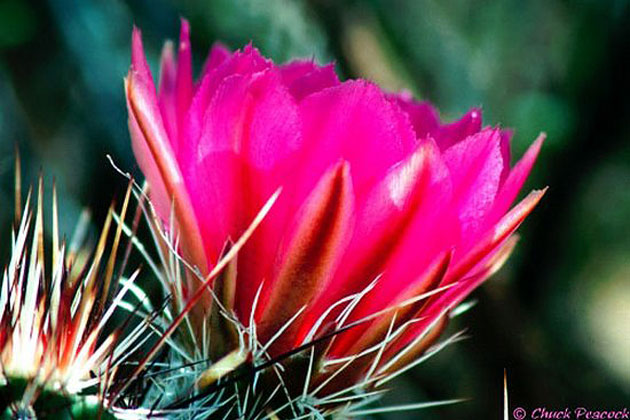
346,139 -> 449,277
130,27 -> 177,216
296,80 -> 418,201
128,95 -> 170,221
233,187 -> 296,323
330,250 -> 452,358
131,27 -> 157,96
158,41 -> 177,97
298,139 -> 451,343
390,92 -> 440,140
256,162 -> 355,354
384,234 -> 519,360
444,128 -> 507,243
126,73 -> 207,274
325,171 -> 457,351
434,108 -> 482,151
447,188 -> 546,282
378,313 -> 449,377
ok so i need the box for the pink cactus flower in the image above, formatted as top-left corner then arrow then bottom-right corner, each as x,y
125,19 -> 545,385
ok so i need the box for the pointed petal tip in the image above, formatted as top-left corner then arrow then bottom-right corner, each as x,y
323,61 -> 337,72
131,25 -> 144,58
530,131 -> 546,152
234,42 -> 269,66
125,67 -> 141,93
131,24 -> 141,38
256,160 -> 354,351
517,187 -> 547,212
179,17 -> 191,46
339,159 -> 351,176
519,132 -> 546,165
486,234 -> 520,277
130,25 -> 157,91
468,107 -> 482,122
162,39 -> 175,55
513,187 -> 547,222
526,132 -> 546,160
211,40 -> 230,51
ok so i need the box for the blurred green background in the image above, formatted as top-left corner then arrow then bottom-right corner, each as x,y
0,0 -> 628,418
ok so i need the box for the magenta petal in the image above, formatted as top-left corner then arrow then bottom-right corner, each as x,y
175,19 -> 193,146
307,139 -> 448,312
198,42 -> 232,85
279,60 -> 319,85
233,188 -> 295,322
183,67 -> 301,209
131,27 -> 158,96
127,37 -> 177,209
297,139 -> 454,348
341,159 -> 457,332
390,92 -> 441,140
158,41 -> 177,97
178,68 -> 303,316
184,151 -> 247,263
297,81 -> 418,201
186,69 -> 301,171
184,45 -> 272,150
434,108 -> 483,150
126,21 -> 547,377
443,128 -> 507,243
285,63 -> 340,101
157,41 -> 178,149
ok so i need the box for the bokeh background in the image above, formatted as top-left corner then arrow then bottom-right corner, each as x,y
0,0 -> 628,418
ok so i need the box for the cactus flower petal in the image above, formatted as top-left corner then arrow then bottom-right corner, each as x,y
125,20 -> 545,404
